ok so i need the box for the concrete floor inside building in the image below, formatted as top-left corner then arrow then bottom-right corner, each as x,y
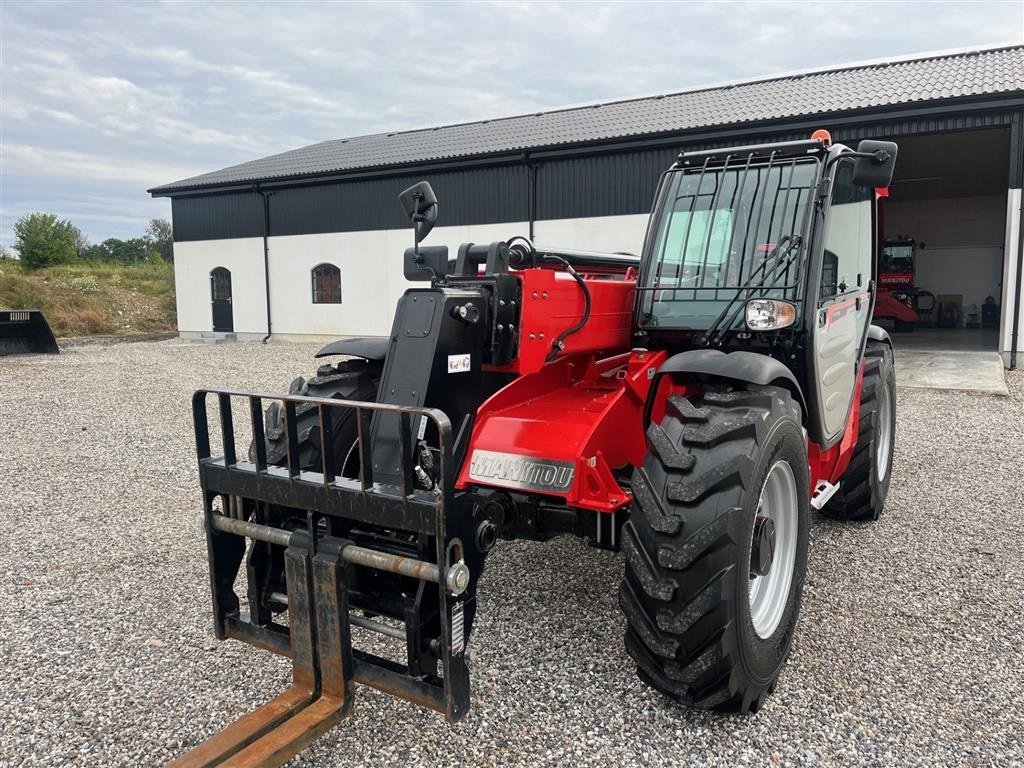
889,328 -> 1007,395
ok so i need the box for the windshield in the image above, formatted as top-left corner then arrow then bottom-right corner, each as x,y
881,243 -> 913,271
641,157 -> 819,328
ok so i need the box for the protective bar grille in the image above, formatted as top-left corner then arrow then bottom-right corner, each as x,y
637,150 -> 820,313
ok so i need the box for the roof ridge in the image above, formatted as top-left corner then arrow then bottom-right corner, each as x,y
149,42 -> 1024,194
286,41 -> 1024,149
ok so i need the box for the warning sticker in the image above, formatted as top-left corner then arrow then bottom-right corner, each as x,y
447,354 -> 471,374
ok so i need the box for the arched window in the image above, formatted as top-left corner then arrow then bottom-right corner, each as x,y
311,263 -> 341,304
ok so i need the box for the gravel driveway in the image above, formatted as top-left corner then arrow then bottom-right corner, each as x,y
2,339 -> 1022,767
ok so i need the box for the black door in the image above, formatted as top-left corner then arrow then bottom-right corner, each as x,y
210,267 -> 233,332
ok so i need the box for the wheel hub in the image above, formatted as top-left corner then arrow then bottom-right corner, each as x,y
748,460 -> 799,639
750,515 -> 776,577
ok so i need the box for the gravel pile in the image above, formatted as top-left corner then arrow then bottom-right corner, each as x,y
1,338 -> 1022,767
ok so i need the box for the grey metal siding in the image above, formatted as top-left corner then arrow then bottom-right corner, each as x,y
1010,110 -> 1024,188
535,149 -> 675,220
269,165 -> 530,236
172,193 -> 263,242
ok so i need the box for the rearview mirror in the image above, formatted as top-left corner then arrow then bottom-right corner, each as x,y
852,140 -> 898,188
398,181 -> 438,246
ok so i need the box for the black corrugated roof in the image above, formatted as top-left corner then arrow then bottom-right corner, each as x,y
150,44 -> 1024,194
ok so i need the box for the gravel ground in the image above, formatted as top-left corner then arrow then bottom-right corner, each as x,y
1,339 -> 1022,767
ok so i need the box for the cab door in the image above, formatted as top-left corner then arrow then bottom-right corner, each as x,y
812,158 -> 874,440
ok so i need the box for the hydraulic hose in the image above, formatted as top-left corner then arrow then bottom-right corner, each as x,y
542,254 -> 592,362
507,237 -> 594,362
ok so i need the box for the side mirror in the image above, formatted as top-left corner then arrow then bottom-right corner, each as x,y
852,139 -> 898,188
398,181 -> 438,247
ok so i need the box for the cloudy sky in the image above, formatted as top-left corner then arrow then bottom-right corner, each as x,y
1,0 -> 1022,250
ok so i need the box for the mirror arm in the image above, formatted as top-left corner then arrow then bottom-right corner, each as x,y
410,191 -> 425,254
829,149 -> 890,169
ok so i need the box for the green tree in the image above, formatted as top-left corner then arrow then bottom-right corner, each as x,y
101,237 -> 154,263
12,212 -> 78,268
71,225 -> 89,258
82,243 -> 111,261
146,218 -> 173,262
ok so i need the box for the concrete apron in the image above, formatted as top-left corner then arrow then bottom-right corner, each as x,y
894,348 -> 1009,396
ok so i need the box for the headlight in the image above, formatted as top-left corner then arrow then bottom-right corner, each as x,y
745,299 -> 796,331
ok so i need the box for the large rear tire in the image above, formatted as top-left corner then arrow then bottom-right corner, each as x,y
820,341 -> 895,522
620,384 -> 809,713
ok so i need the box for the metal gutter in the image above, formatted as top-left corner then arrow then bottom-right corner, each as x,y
255,184 -> 273,344
522,153 -> 538,240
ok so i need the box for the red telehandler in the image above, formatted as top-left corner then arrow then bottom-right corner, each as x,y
173,131 -> 898,767
872,236 -> 920,331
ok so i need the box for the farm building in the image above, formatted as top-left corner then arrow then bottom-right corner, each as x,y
150,43 -> 1024,368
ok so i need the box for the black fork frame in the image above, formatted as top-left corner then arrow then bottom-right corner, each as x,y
173,389 -> 472,767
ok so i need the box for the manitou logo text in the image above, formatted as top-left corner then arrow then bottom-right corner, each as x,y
468,450 -> 575,493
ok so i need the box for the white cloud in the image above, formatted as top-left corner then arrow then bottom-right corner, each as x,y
2,143 -> 203,187
0,0 -> 1020,249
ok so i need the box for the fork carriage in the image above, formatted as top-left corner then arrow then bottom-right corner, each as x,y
175,390 -> 479,767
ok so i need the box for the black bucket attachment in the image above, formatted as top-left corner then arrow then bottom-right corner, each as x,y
170,389 -> 478,768
0,309 -> 59,355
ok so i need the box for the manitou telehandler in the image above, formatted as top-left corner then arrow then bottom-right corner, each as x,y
872,237 -> 921,331
173,131 -> 898,767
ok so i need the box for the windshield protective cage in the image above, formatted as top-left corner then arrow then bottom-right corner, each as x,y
637,151 -> 821,331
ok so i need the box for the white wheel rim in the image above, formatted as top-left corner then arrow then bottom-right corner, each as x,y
876,381 -> 893,481
749,460 -> 799,640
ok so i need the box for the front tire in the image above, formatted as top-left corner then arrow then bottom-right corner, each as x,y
620,384 -> 809,713
821,341 -> 895,521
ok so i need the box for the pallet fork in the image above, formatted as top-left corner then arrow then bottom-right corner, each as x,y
170,390 -> 474,767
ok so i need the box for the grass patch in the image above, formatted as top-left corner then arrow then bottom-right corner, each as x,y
0,260 -> 176,337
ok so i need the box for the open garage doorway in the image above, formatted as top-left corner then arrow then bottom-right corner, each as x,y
880,128 -> 1010,352
870,128 -> 1012,394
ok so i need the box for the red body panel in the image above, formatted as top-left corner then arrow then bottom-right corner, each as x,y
807,362 -> 864,487
873,288 -> 917,322
460,345 -> 862,512
490,268 -> 636,376
458,349 -> 666,511
458,260 -> 863,513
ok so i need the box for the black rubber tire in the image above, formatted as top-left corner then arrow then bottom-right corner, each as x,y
820,341 -> 895,522
257,358 -> 380,470
249,358 -> 379,615
620,384 -> 810,713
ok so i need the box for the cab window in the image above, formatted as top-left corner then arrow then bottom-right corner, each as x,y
821,159 -> 872,299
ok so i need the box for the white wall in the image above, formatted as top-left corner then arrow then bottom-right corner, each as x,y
884,195 -> 1006,313
534,214 -> 650,255
173,213 -> 654,339
1001,189 -> 1022,366
267,230 -> 392,337
173,238 -> 267,335
260,221 -> 530,337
